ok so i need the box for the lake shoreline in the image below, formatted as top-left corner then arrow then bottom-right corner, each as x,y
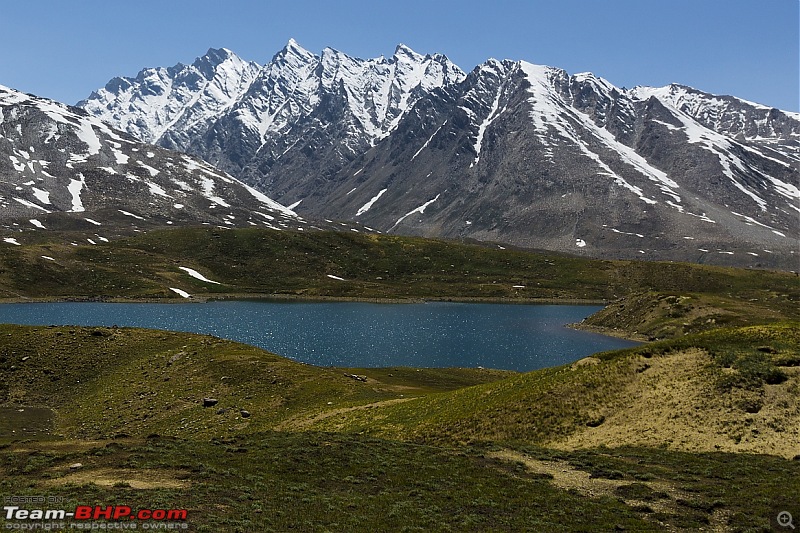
567,322 -> 650,343
0,293 -> 609,306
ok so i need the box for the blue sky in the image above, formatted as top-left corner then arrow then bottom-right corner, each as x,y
1,0 -> 797,111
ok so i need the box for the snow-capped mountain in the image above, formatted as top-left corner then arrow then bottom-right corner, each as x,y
79,44 -> 799,268
79,40 -> 465,199
629,84 -> 800,143
299,60 -> 799,268
78,48 -> 262,148
0,84 -> 306,240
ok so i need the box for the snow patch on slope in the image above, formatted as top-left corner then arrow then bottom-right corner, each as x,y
472,81 -> 505,166
356,188 -> 387,216
390,194 -> 441,231
411,121 -> 445,161
170,287 -> 192,298
67,174 -> 86,212
179,266 -> 222,284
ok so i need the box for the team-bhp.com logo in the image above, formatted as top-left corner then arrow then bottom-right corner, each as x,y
4,505 -> 188,529
77,507 -> 186,521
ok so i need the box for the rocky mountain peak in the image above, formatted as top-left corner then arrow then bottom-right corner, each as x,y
393,43 -> 424,61
274,38 -> 317,65
192,47 -> 239,76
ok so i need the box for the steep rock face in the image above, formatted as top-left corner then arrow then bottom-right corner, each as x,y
0,84 -> 304,239
190,41 -> 466,204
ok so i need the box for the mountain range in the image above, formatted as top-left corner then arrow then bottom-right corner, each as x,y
3,40 -> 797,268
79,40 -> 466,200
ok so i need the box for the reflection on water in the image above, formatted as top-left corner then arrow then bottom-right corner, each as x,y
0,301 -> 638,372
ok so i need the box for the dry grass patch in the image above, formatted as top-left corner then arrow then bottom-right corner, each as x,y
7,440 -> 109,454
491,449 -> 674,506
553,348 -> 800,458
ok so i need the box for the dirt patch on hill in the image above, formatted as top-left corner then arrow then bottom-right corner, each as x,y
276,397 -> 420,431
489,449 -> 732,529
491,449 -> 673,508
43,467 -> 190,489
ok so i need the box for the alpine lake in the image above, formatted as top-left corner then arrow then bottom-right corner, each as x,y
0,300 -> 637,372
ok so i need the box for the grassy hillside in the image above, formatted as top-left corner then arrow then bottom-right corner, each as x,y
1,324 -> 798,531
1,227 -> 797,339
0,324 -> 512,440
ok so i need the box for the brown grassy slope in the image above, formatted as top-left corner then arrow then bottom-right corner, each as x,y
554,347 -> 799,457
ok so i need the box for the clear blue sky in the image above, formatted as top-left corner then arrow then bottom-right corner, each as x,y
1,0 -> 797,111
